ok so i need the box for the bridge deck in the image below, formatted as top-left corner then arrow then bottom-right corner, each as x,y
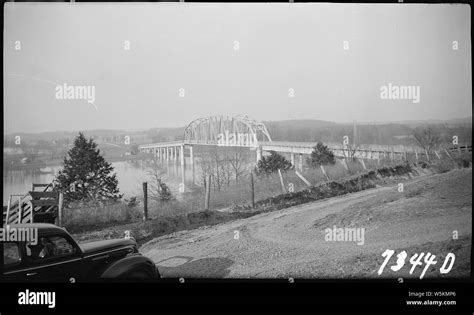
138,140 -> 185,149
139,140 -> 421,153
138,140 -> 471,161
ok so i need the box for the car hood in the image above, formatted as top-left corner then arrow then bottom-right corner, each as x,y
80,238 -> 136,256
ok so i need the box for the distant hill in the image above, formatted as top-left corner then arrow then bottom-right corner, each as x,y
4,117 -> 471,147
349,116 -> 472,127
260,118 -> 471,145
264,119 -> 338,128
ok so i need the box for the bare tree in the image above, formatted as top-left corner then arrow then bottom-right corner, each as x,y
199,148 -> 252,191
412,126 -> 442,154
220,156 -> 233,189
147,156 -> 173,202
343,143 -> 360,162
228,148 -> 250,182
214,151 -> 225,190
199,149 -> 226,191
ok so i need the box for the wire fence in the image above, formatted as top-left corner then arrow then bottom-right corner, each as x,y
63,145 -> 471,231
192,146 -> 472,212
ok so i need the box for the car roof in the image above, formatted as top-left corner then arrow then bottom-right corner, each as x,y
5,223 -> 66,234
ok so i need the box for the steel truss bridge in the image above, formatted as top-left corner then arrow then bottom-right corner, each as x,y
138,114 -> 431,176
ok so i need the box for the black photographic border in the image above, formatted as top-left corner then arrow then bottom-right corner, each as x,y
0,280 -> 473,312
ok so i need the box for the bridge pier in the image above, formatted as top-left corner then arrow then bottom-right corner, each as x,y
256,146 -> 263,164
180,145 -> 185,189
189,145 -> 195,184
180,145 -> 185,166
291,152 -> 295,168
298,154 -> 303,172
173,156 -> 178,177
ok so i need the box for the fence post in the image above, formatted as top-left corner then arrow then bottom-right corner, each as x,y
444,148 -> 455,161
319,165 -> 330,181
142,182 -> 148,221
341,159 -> 349,171
359,158 -> 367,170
57,192 -> 64,227
296,169 -> 312,186
278,169 -> 287,193
204,175 -> 211,211
444,148 -> 458,167
250,172 -> 255,208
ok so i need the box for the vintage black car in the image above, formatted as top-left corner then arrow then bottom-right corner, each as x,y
2,223 -> 160,282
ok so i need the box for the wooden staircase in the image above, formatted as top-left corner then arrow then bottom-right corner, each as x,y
3,183 -> 63,226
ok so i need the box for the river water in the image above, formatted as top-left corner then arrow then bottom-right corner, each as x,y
3,159 -> 200,206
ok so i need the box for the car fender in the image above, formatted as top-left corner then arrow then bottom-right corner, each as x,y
100,254 -> 160,279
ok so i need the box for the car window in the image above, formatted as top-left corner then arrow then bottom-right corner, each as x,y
26,236 -> 77,261
49,236 -> 76,256
3,242 -> 21,266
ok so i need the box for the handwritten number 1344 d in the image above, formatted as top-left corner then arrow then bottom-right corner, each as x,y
377,249 -> 455,279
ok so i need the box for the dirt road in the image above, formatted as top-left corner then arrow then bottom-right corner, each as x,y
141,169 -> 472,279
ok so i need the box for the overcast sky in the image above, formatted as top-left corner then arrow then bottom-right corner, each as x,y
3,3 -> 471,134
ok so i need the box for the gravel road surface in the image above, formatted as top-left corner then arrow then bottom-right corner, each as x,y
141,169 -> 471,279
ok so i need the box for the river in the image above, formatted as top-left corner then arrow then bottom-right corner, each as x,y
3,159 -> 199,206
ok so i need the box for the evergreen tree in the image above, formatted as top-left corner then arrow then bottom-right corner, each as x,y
307,143 -> 336,167
256,151 -> 292,175
55,133 -> 122,202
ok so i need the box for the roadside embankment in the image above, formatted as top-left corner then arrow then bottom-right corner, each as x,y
73,162 -> 439,247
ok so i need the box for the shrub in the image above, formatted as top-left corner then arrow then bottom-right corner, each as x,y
307,143 -> 336,167
124,196 -> 139,208
255,151 -> 292,175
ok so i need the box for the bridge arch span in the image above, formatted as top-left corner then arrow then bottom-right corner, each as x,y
183,114 -> 272,146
